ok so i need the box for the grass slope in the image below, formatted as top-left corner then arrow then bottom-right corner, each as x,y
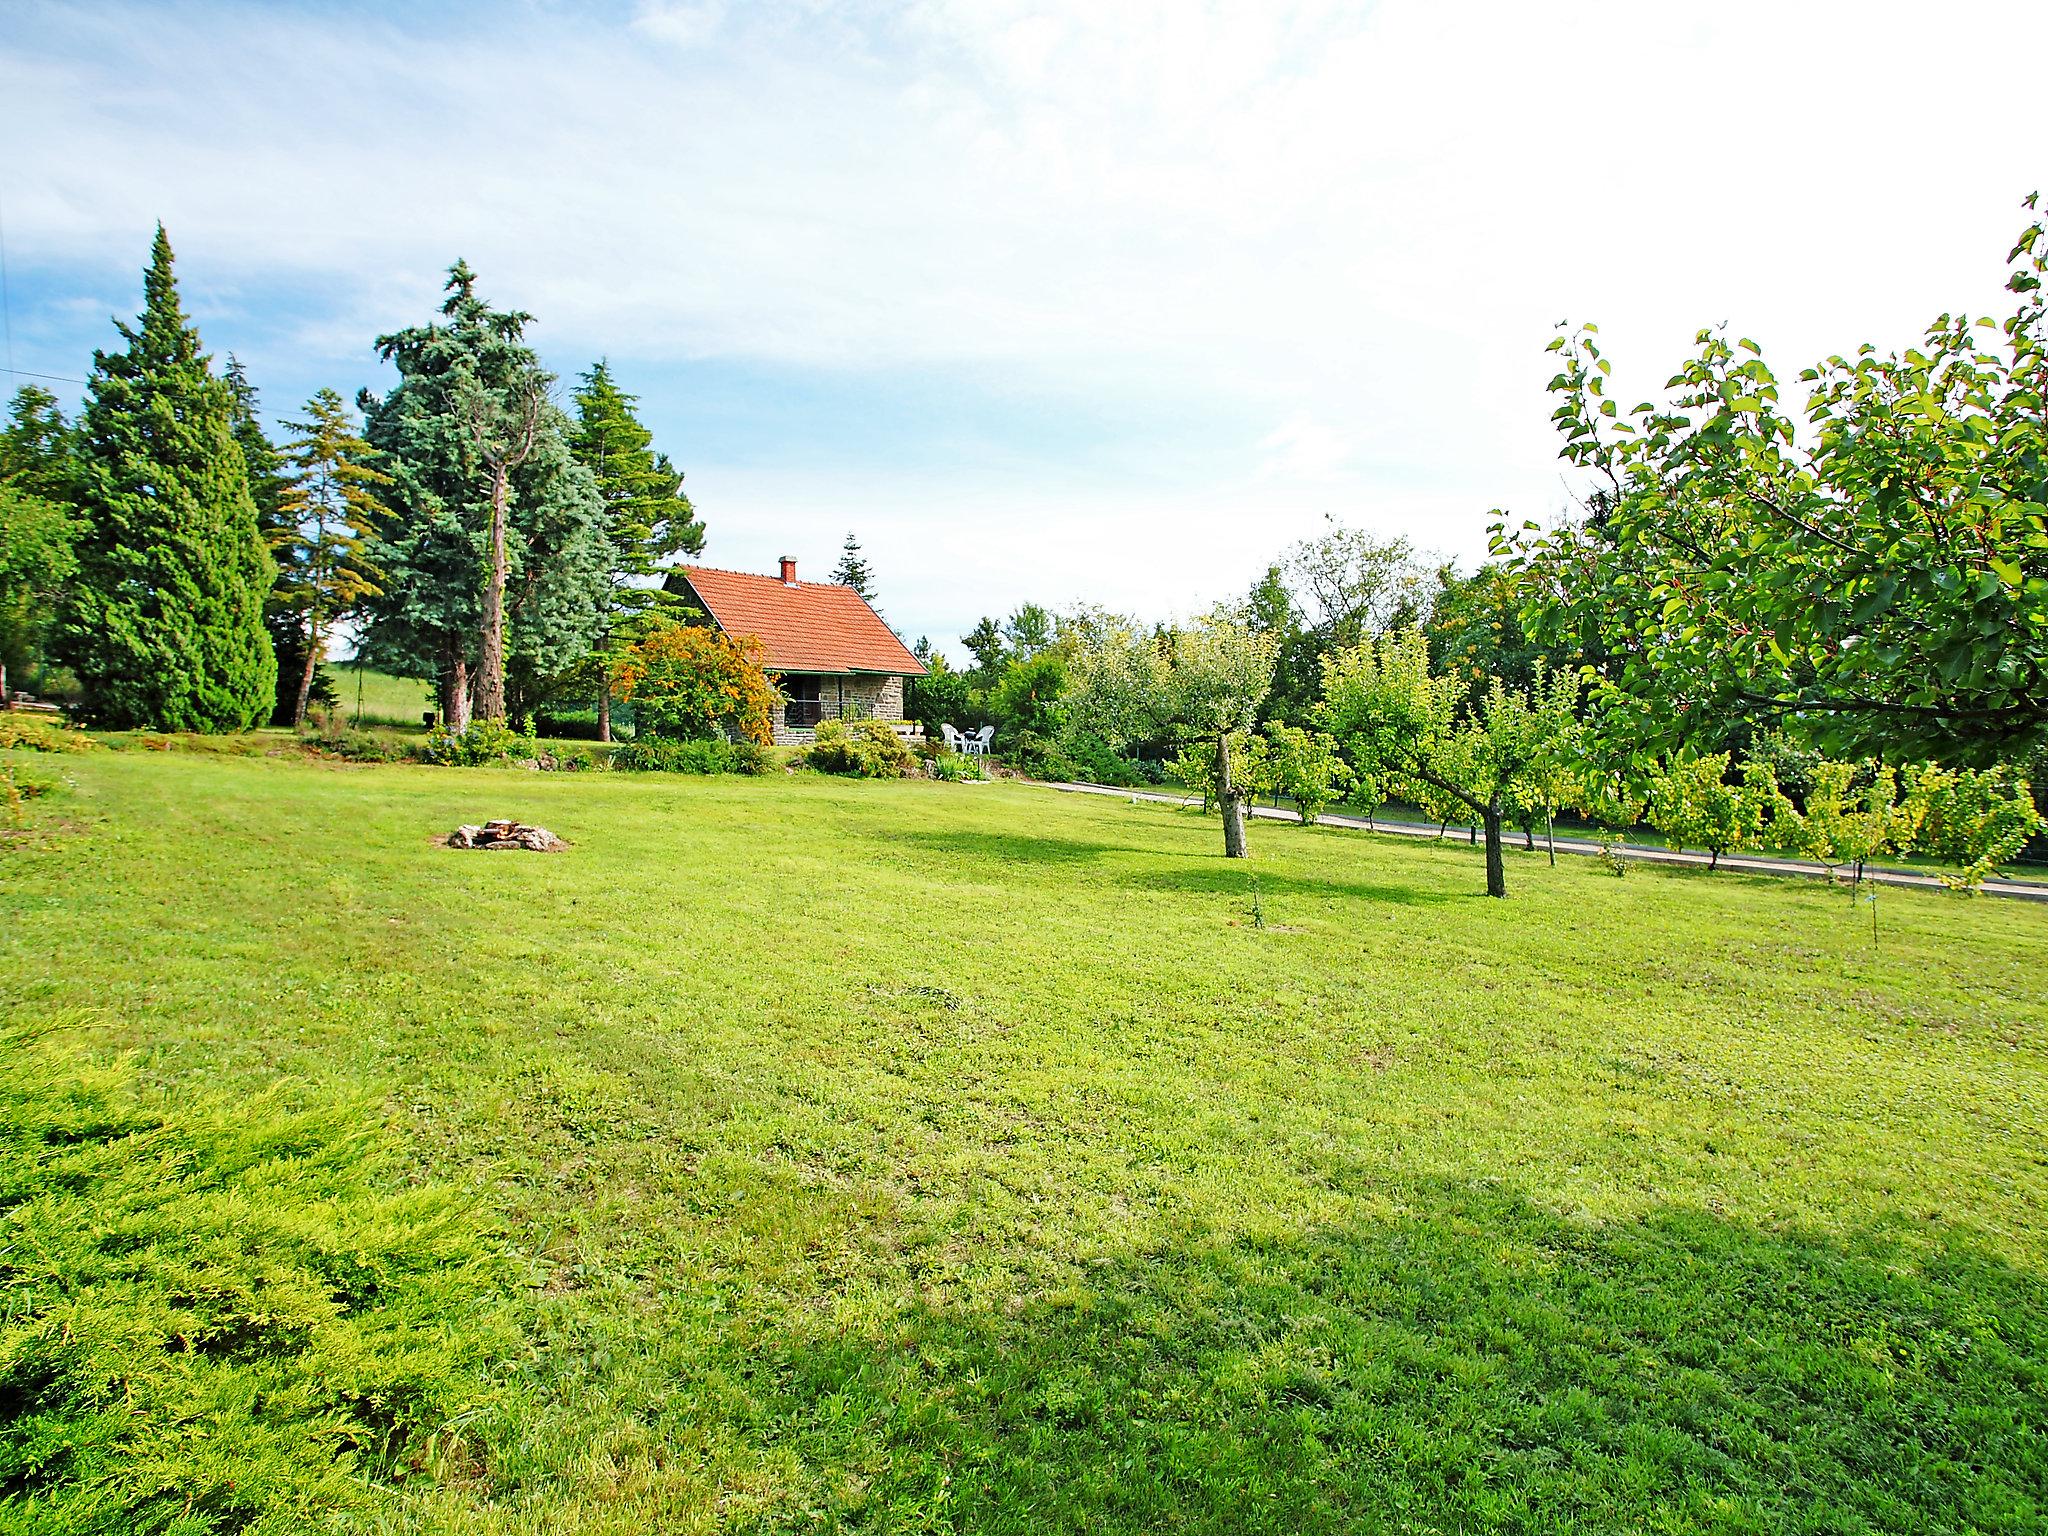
2,750 -> 2045,1533
334,666 -> 434,728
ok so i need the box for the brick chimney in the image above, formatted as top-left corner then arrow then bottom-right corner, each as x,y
779,556 -> 797,586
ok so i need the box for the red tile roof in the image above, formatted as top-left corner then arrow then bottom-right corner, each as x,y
675,565 -> 927,677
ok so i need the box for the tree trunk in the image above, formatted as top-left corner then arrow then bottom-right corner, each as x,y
292,617 -> 322,729
1545,805 -> 1556,866
1217,733 -> 1248,859
439,652 -> 471,734
475,465 -> 511,723
598,676 -> 612,743
1482,797 -> 1506,898
1710,848 -> 1720,871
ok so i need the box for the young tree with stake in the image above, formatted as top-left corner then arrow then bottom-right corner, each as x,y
271,390 -> 389,728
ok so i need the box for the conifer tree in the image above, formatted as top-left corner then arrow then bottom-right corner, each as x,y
359,261 -> 608,729
832,532 -> 877,603
57,227 -> 276,731
272,390 -> 390,728
570,360 -> 706,740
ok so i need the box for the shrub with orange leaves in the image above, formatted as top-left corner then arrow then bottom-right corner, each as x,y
614,623 -> 777,745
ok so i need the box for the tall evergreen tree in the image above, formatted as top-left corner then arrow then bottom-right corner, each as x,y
570,360 -> 706,740
359,261 -> 609,730
56,226 -> 276,731
272,390 -> 390,728
832,532 -> 877,603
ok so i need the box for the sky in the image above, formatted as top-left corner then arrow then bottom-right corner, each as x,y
1,0 -> 2041,659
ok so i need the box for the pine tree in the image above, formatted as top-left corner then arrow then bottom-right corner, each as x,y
57,227 -> 276,731
570,360 -> 706,740
359,261 -> 609,729
832,532 -> 877,604
272,390 -> 390,728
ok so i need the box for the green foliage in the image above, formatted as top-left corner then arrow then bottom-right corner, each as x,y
905,660 -> 980,739
1911,763 -> 2046,889
804,718 -> 917,778
270,389 -> 390,727
0,384 -> 81,506
414,718 -> 539,766
1745,729 -> 1824,803
1501,198 -> 2048,766
1426,560 -> 1571,709
959,615 -> 1006,678
0,1025 -> 511,1533
830,532 -> 878,604
1003,602 -> 1053,656
1320,631 -> 1555,893
615,623 -> 776,744
1005,728 -> 1078,782
57,227 -> 277,732
925,749 -> 987,783
359,261 -> 610,721
611,737 -> 771,775
1647,753 -> 1764,868
986,650 -> 1070,740
569,361 -> 705,692
0,716 -> 94,753
1055,731 -> 1157,788
0,485 -> 78,700
1259,721 -> 1351,824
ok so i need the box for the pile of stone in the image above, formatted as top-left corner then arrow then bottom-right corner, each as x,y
445,820 -> 567,852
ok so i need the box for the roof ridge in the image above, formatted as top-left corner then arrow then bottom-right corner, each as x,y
676,561 -> 856,592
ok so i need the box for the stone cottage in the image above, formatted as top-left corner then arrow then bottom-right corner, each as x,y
670,559 -> 927,745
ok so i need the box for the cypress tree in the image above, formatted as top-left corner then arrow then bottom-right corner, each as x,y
570,360 -> 706,739
58,227 -> 276,731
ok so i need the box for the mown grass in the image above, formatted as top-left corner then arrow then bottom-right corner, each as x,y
334,666 -> 435,728
2,749 -> 2044,1533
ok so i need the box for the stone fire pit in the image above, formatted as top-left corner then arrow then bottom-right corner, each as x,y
445,820 -> 567,852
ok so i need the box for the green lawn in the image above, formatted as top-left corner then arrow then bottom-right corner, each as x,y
333,664 -> 435,727
3,748 -> 2045,1533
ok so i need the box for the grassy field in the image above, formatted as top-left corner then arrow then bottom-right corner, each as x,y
333,665 -> 435,727
3,747 -> 2045,1533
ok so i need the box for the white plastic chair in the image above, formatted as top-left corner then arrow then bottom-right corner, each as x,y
969,725 -> 995,758
940,723 -> 966,753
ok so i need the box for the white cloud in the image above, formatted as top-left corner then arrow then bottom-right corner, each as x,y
2,0 -> 2040,646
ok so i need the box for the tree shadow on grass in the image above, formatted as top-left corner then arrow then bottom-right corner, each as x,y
737,1182 -> 2047,1534
892,828 -> 1445,907
1125,865 -> 1448,907
893,827 -> 1170,866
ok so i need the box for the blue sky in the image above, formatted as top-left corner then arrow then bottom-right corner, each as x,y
2,0 -> 2041,657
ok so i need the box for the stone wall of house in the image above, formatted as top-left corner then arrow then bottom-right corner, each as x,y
772,673 -> 909,745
